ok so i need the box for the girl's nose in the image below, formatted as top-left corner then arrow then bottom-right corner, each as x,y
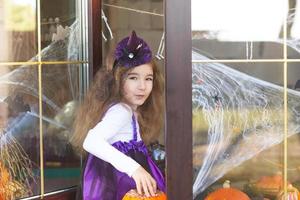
138,80 -> 146,90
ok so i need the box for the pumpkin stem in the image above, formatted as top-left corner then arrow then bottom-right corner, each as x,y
223,180 -> 231,188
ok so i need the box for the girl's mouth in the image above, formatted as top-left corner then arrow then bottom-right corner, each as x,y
135,95 -> 145,99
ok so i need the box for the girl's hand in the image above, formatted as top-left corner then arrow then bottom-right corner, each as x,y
131,166 -> 157,197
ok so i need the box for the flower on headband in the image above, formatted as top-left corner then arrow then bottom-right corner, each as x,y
114,31 -> 152,68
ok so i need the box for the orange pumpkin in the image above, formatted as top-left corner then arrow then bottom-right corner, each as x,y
122,189 -> 167,200
205,180 -> 250,200
255,174 -> 285,191
253,173 -> 287,196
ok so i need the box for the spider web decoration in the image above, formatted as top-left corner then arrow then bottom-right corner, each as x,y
192,50 -> 300,198
0,20 -> 81,199
0,20 -> 81,112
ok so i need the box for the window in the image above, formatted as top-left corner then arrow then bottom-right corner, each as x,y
0,0 -> 88,198
192,0 -> 300,199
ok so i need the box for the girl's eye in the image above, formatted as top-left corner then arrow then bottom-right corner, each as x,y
128,76 -> 138,80
146,77 -> 153,81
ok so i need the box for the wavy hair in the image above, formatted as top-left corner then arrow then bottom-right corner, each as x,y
71,60 -> 164,154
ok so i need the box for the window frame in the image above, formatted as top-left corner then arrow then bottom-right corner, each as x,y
164,0 -> 193,199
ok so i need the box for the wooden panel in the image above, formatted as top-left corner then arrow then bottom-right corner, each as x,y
165,0 -> 193,199
88,0 -> 102,75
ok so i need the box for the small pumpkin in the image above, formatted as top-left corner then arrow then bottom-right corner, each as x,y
205,180 -> 250,200
122,189 -> 167,200
277,184 -> 300,200
255,174 -> 284,190
253,173 -> 287,196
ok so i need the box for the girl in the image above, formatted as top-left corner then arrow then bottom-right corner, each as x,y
72,31 -> 165,199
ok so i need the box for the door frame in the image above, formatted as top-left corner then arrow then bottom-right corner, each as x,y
165,0 -> 192,199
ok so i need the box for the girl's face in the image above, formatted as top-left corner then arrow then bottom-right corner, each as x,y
122,63 -> 153,110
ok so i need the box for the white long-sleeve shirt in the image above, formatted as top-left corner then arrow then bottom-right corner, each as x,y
83,103 -> 141,177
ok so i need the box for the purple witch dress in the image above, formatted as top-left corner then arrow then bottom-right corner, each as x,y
82,114 -> 165,200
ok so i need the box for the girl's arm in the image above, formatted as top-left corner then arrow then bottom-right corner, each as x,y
83,103 -> 140,177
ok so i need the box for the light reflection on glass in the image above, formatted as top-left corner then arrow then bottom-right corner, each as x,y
192,0 -> 288,41
0,0 -> 37,62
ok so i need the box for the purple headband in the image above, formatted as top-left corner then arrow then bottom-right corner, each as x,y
114,31 -> 152,68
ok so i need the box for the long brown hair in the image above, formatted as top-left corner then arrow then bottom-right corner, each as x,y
71,60 -> 164,154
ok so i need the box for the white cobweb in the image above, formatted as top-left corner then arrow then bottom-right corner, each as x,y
192,50 -> 300,198
0,20 -> 80,110
0,20 -> 81,198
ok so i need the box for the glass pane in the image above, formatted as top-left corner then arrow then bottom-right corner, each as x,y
0,0 -> 37,62
102,0 -> 164,67
287,1 -> 300,59
192,59 -> 285,199
40,0 -> 83,61
286,63 -> 300,196
192,0 -> 286,60
0,65 -> 40,198
42,64 -> 81,192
